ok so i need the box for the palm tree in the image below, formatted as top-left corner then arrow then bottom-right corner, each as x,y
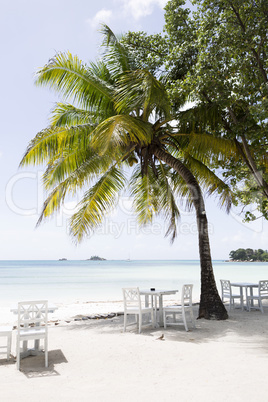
21,26 -> 236,319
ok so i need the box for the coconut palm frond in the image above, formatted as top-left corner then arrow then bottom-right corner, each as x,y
100,24 -> 137,76
37,183 -> 69,226
185,133 -> 238,163
69,166 -> 126,242
91,115 -> 153,154
130,166 -> 156,225
156,162 -> 181,242
42,148 -> 111,190
38,155 -> 112,224
35,52 -> 115,111
115,69 -> 171,120
185,154 -> 233,212
20,124 -> 92,167
129,163 -> 181,241
50,103 -> 100,127
99,24 -> 120,47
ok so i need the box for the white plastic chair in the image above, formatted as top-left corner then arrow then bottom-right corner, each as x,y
247,280 -> 268,313
16,300 -> 48,370
163,284 -> 195,332
0,326 -> 12,360
122,288 -> 155,333
220,280 -> 241,311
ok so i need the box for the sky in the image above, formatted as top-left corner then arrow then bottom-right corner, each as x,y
1,0 -> 268,261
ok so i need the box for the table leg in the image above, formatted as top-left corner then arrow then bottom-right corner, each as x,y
250,287 -> 254,307
145,295 -> 149,307
245,286 -> 255,311
239,287 -> 244,310
153,295 -> 159,327
158,296 -> 164,326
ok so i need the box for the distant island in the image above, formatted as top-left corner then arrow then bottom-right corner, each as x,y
87,256 -> 106,261
229,248 -> 268,262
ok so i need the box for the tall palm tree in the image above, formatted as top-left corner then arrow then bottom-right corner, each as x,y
21,26 -> 236,319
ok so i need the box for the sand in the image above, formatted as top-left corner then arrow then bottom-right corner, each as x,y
0,302 -> 268,402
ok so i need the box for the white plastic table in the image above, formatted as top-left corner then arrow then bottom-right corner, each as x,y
139,289 -> 178,326
230,282 -> 258,310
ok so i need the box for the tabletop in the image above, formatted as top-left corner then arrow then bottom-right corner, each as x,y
139,289 -> 178,296
231,282 -> 258,287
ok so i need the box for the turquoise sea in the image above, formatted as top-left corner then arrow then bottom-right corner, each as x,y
0,260 -> 268,305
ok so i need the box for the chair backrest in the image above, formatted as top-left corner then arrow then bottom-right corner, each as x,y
122,288 -> 141,311
181,284 -> 193,307
17,300 -> 48,335
259,280 -> 268,297
220,280 -> 231,297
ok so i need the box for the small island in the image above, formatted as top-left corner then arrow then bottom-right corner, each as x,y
229,248 -> 268,262
86,256 -> 106,261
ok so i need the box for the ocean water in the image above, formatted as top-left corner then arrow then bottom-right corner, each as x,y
0,260 -> 268,305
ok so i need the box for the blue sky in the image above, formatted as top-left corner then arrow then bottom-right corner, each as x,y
1,0 -> 268,260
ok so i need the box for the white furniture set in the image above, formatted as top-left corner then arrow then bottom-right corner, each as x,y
0,300 -> 56,369
220,279 -> 268,312
122,285 -> 195,333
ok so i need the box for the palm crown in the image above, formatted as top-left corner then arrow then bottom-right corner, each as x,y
21,25 -> 234,245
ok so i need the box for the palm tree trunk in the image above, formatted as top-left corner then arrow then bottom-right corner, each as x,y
153,146 -> 228,320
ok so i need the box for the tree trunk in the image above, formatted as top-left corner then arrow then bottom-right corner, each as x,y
153,146 -> 228,320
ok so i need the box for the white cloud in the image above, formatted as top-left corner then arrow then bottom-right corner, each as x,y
87,9 -> 113,29
109,0 -> 168,20
116,0 -> 169,20
0,151 -> 2,158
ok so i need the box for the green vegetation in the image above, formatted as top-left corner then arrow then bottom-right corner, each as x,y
123,0 -> 268,223
88,256 -> 106,261
229,248 -> 268,262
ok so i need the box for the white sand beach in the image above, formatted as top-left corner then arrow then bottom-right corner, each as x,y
0,302 -> 268,402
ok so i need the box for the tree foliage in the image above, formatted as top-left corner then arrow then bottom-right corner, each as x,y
229,248 -> 268,262
122,0 -> 268,222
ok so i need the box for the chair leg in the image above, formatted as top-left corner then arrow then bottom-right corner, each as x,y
44,337 -> 48,368
182,309 -> 188,332
246,297 -> 250,311
151,310 -> 155,328
123,313 -> 127,332
7,333 -> 11,361
16,340 -> 20,370
138,314 -> 142,334
190,308 -> 195,328
259,299 -> 264,313
136,315 -> 139,331
163,312 -> 167,329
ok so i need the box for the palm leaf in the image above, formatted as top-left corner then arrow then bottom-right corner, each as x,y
35,52 -> 115,112
50,103 -> 101,127
184,154 -> 233,212
185,133 -> 239,163
100,24 -> 137,76
115,69 -> 171,120
130,164 -> 180,241
42,149 -> 111,190
20,124 -> 93,166
69,166 -> 126,242
91,115 -> 153,154
130,166 -> 155,225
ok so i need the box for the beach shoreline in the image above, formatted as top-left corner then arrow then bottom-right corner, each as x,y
1,304 -> 268,401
